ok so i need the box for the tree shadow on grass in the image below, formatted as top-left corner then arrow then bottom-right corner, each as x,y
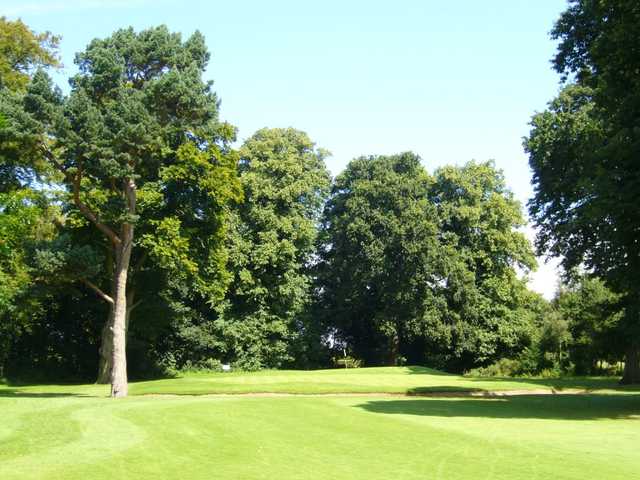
0,382 -> 102,398
465,376 -> 640,392
407,386 -> 485,394
357,394 -> 640,421
404,366 -> 453,375
404,365 -> 640,392
0,388 -> 92,398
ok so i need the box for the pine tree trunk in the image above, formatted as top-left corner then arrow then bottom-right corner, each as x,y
110,244 -> 131,397
110,179 -> 136,398
97,289 -> 135,384
97,250 -> 116,384
621,344 -> 640,385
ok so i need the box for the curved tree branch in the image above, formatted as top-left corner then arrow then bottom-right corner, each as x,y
82,278 -> 114,305
73,169 -> 122,246
42,145 -> 122,246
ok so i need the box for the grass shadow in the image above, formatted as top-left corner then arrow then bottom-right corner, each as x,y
407,386 -> 485,394
357,394 -> 640,421
465,376 -> 640,392
0,380 -> 104,398
404,366 -> 453,375
0,389 -> 89,398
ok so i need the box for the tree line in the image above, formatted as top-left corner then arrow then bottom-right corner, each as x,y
1,0 -> 638,397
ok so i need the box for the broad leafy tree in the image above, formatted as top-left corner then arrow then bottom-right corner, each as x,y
317,153 -> 442,366
318,155 -> 536,370
427,162 -> 537,369
215,128 -> 330,369
0,190 -> 58,376
527,0 -> 640,383
0,17 -> 59,93
0,18 -> 60,376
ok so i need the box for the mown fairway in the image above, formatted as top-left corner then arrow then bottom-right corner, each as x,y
2,367 -> 639,480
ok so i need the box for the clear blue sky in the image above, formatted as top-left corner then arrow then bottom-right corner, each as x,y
1,0 -> 568,297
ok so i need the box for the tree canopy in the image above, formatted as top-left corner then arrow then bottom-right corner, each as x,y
526,0 -> 640,383
0,26 -> 241,396
1,11 -> 637,387
0,18 -> 61,376
215,128 -> 331,370
317,155 -> 535,370
553,276 -> 622,375
0,17 -> 59,93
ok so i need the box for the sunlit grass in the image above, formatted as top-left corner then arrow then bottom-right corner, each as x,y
2,368 -> 638,479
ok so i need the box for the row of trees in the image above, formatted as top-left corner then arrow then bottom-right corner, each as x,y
0,19 -> 542,397
1,0 -> 638,395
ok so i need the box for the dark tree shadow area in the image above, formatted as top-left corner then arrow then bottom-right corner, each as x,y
404,365 -> 640,392
404,366 -> 453,376
357,394 -> 640,421
0,389 -> 89,398
0,381 -> 99,398
466,376 -> 640,391
407,386 -> 485,394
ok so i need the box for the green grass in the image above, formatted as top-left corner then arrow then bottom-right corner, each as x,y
128,366 -> 637,395
4,366 -> 637,397
2,367 -> 639,479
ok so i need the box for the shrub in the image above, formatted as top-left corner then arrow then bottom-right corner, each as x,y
333,356 -> 363,368
177,358 -> 225,373
465,358 -> 521,377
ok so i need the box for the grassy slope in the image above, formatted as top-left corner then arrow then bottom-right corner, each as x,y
6,366 -> 632,397
1,368 -> 639,479
127,366 -> 635,395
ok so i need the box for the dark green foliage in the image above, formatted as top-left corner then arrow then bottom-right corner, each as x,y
468,277 -> 625,378
538,311 -> 571,364
317,155 -> 535,371
4,289 -> 105,382
527,0 -> 640,382
552,0 -> 640,125
2,16 -> 632,381
0,25 -> 241,385
554,276 -> 623,375
426,162 -> 537,370
317,153 -> 441,366
212,128 -> 331,370
0,19 -> 61,377
0,189 -> 59,375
